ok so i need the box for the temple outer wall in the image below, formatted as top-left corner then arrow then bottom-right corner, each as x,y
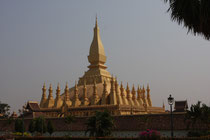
0,113 -> 208,137
0,130 -> 188,138
46,130 -> 188,137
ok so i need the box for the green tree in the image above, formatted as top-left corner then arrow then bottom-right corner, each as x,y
34,116 -> 47,135
164,0 -> 210,40
47,120 -> 54,136
85,110 -> 114,137
0,101 -> 10,118
15,118 -> 23,132
63,115 -> 75,136
199,103 -> 210,129
6,117 -> 14,125
185,101 -> 210,137
28,119 -> 35,134
185,101 -> 210,130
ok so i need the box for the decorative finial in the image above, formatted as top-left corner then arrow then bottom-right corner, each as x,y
115,78 -> 118,86
142,85 -> 145,93
126,82 -> 129,89
57,83 -> 60,90
43,82 -> 46,88
42,82 -> 46,90
75,81 -> 77,88
95,14 -> 98,27
147,84 -> 150,89
137,85 -> 140,91
65,82 -> 68,89
132,84 -> 135,90
120,82 -> 123,88
49,83 -> 52,90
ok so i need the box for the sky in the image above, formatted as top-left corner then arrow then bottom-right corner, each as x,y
0,0 -> 209,112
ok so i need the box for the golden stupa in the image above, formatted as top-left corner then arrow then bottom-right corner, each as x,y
38,17 -> 165,117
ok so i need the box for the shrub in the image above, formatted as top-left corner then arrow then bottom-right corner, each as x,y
139,129 -> 161,140
13,132 -> 30,136
15,119 -> 24,133
28,119 -> 35,134
36,116 -> 47,134
187,130 -> 210,137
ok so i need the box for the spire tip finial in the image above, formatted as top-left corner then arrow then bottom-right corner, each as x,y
95,14 -> 98,27
43,82 -> 46,88
126,82 -> 129,90
65,82 -> 68,89
132,84 -> 135,90
57,82 -> 60,88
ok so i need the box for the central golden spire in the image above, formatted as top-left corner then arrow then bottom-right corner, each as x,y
78,17 -> 111,85
88,16 -> 107,69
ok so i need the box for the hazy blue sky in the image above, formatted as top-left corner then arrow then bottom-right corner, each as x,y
0,0 -> 209,112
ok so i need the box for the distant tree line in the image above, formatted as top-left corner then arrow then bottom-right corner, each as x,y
15,116 -> 54,136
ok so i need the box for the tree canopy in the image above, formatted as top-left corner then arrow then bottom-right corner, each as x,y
164,0 -> 210,40
28,119 -> 36,134
85,110 -> 114,137
0,101 -> 10,118
34,116 -> 47,134
185,101 -> 210,130
28,117 -> 55,136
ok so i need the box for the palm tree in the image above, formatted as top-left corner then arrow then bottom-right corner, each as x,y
85,110 -> 114,137
164,0 -> 210,40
